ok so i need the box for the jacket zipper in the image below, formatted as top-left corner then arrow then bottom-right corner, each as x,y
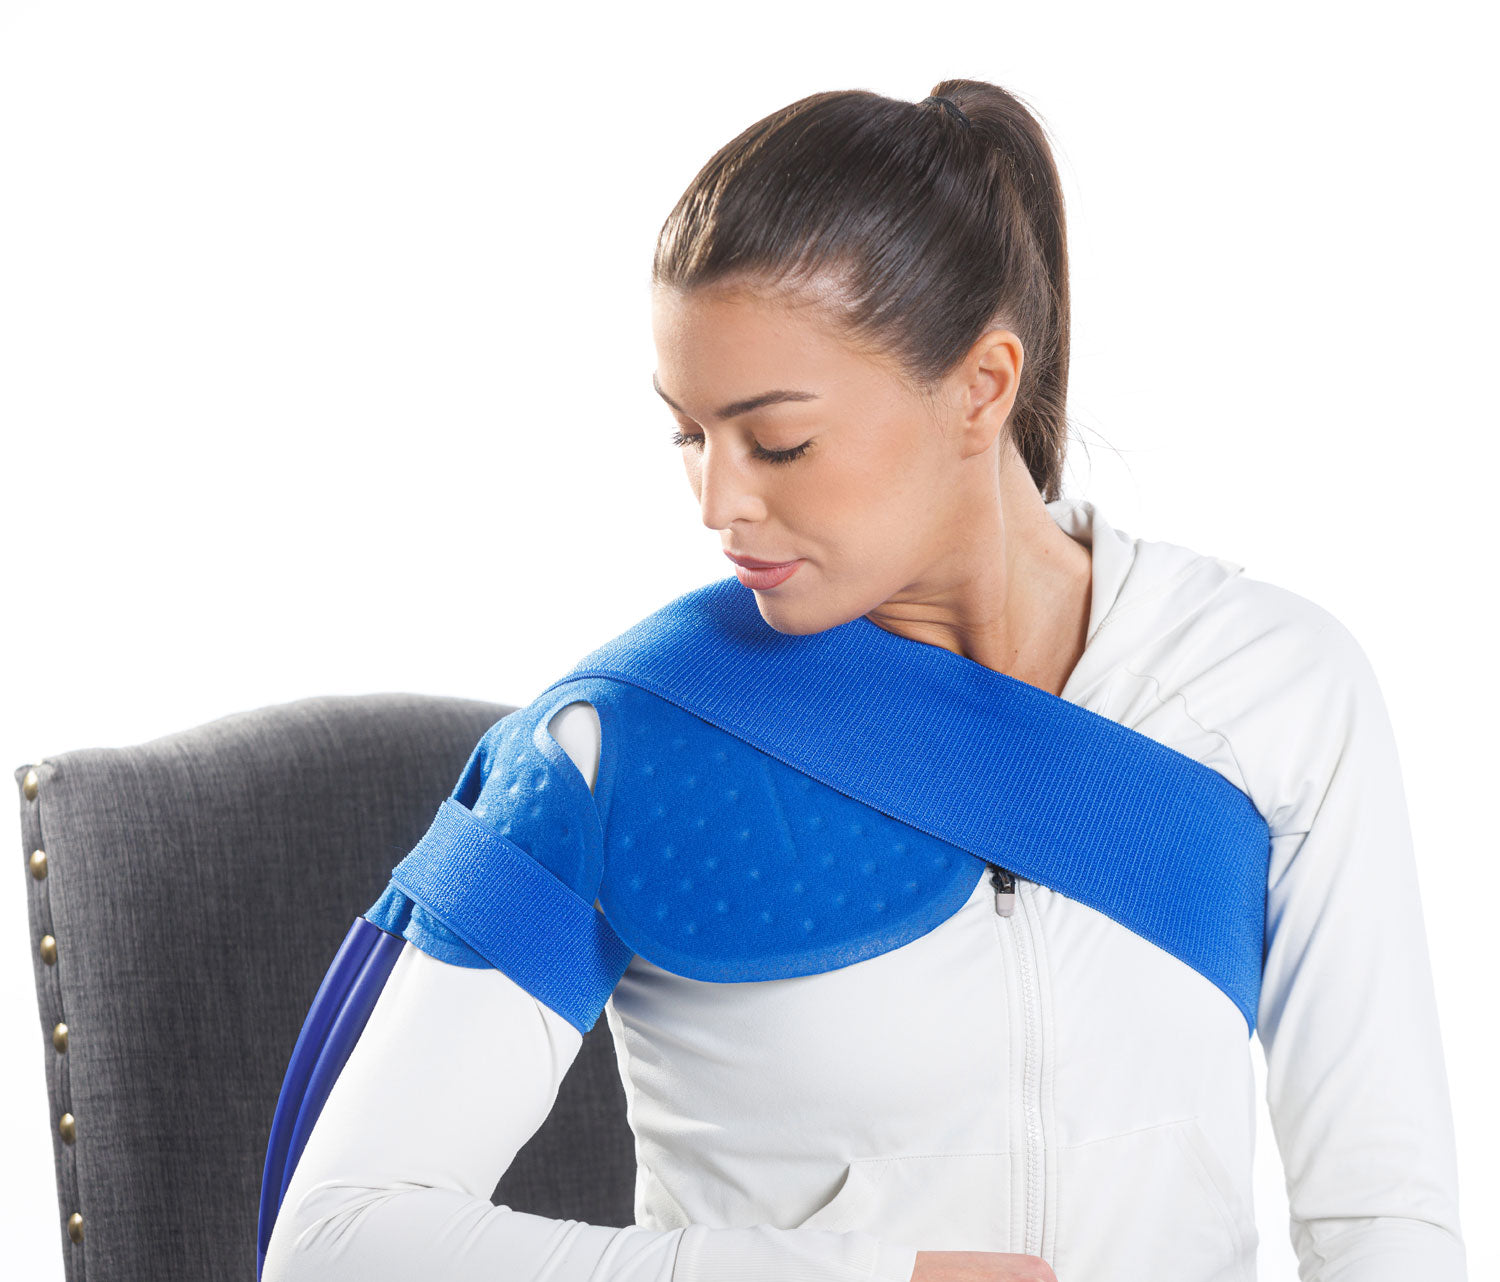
989,862 -> 1016,916
986,861 -> 1044,1257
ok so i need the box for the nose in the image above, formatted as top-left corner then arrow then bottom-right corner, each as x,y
692,438 -> 766,532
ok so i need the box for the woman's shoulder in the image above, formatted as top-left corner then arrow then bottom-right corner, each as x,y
1098,511 -> 1367,690
1074,507 -> 1385,831
1130,559 -> 1390,834
1178,562 -> 1374,696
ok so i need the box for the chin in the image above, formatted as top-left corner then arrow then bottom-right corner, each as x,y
749,590 -> 861,639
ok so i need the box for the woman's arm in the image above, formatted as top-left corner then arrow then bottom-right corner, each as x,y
1257,620 -> 1467,1280
261,701 -> 921,1282
262,931 -> 920,1282
261,938 -> 679,1281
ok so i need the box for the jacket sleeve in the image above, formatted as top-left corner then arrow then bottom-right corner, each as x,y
1256,619 -> 1467,1280
261,941 -> 920,1282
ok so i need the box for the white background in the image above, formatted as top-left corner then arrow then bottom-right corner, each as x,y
1,1 -> 1495,1278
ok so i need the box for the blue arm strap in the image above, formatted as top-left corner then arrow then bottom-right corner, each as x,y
385,797 -> 634,1037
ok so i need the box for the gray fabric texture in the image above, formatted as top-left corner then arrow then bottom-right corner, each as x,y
15,692 -> 639,1282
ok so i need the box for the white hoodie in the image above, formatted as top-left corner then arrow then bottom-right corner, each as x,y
262,498 -> 1467,1282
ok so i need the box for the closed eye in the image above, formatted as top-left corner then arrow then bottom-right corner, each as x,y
668,429 -> 812,466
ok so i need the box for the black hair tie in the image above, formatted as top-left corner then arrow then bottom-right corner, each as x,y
921,94 -> 972,130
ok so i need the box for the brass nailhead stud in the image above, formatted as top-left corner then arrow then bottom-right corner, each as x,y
59,1113 -> 75,1144
40,934 -> 57,965
52,1022 -> 68,1053
30,849 -> 47,880
67,1212 -> 83,1243
24,768 -> 39,800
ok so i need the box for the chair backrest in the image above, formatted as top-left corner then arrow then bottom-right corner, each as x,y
14,692 -> 638,1281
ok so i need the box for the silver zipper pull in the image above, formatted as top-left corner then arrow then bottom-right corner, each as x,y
989,863 -> 1016,917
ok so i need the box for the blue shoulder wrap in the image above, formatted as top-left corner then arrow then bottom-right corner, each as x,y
368,575 -> 1270,1036
259,574 -> 1271,1276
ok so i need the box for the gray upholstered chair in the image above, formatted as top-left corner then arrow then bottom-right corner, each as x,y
14,692 -> 637,1281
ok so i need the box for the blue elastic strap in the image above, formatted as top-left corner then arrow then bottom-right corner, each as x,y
363,879 -> 492,969
380,796 -> 634,1037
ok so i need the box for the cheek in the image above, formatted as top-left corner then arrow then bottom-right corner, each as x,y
815,448 -> 930,529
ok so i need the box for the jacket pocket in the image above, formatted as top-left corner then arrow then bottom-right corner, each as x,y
1170,1117 -> 1257,1262
796,1152 -> 1014,1251
1054,1117 -> 1254,1282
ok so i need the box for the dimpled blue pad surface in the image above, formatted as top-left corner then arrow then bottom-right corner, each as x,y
591,678 -> 989,979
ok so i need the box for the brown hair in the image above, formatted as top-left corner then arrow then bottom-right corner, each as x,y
652,80 -> 1075,502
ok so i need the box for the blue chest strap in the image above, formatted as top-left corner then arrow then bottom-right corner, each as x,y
370,575 -> 1270,1037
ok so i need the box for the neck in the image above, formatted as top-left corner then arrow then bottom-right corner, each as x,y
863,448 -> 1094,698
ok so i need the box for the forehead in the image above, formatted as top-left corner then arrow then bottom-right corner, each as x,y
651,285 -> 891,414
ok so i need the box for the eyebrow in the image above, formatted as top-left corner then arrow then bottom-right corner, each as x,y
652,372 -> 820,422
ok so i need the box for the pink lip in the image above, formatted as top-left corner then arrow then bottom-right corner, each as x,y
727,557 -> 803,589
724,552 -> 798,569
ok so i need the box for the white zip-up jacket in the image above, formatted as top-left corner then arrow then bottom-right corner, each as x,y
262,497 -> 1468,1282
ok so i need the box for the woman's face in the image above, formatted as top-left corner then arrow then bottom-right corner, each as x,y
650,281 -> 1019,636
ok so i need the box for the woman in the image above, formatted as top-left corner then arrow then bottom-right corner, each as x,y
258,82 -> 1467,1282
